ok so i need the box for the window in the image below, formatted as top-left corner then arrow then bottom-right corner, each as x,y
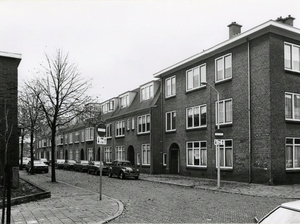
216,99 -> 232,126
102,104 -> 108,114
137,153 -> 140,165
141,84 -> 153,101
75,150 -> 79,161
88,148 -> 93,161
142,144 -> 150,165
165,76 -> 176,98
115,121 -> 125,137
69,133 -> 73,144
186,105 -> 207,129
104,147 -> 112,162
75,132 -> 80,143
187,141 -> 207,167
186,64 -> 206,91
120,94 -> 129,108
215,54 -> 232,82
57,135 -> 63,145
105,124 -> 112,138
285,42 -> 300,72
285,92 -> 300,121
216,139 -> 233,169
138,114 -> 150,134
116,146 -> 125,160
166,111 -> 176,131
85,127 -> 94,141
127,119 -> 130,131
286,138 -> 300,170
64,134 -> 68,144
131,117 -> 135,130
163,153 -> 167,166
109,100 -> 115,111
70,151 -> 73,160
81,130 -> 85,142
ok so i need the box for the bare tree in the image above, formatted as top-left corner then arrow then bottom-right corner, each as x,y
27,49 -> 92,182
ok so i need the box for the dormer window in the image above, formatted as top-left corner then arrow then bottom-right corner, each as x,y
120,94 -> 129,108
102,104 -> 108,114
141,83 -> 153,101
109,100 -> 114,111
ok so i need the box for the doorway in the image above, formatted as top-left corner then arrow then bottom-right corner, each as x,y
128,146 -> 135,165
65,150 -> 68,160
80,149 -> 84,160
169,143 -> 179,174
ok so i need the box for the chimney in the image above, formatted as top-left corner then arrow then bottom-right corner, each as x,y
283,15 -> 295,26
228,22 -> 242,38
276,16 -> 284,23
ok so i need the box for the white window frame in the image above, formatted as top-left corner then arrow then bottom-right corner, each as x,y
127,118 -> 130,131
186,64 -> 206,92
165,76 -> 176,98
286,137 -> 300,170
285,42 -> 300,73
81,130 -> 85,142
105,123 -> 112,138
216,99 -> 233,126
285,92 -> 300,121
120,94 -> 129,108
109,100 -> 115,111
131,117 -> 135,130
215,53 -> 232,82
138,114 -> 150,134
166,111 -> 176,132
115,121 -> 125,137
163,153 -> 167,166
186,105 -> 207,129
70,150 -> 73,160
57,135 -> 63,145
64,134 -> 68,144
88,148 -> 93,161
137,153 -> 140,165
69,132 -> 73,144
142,144 -> 150,165
216,139 -> 233,169
74,132 -> 80,143
140,83 -> 154,101
186,141 -> 207,167
85,127 -> 94,141
116,146 -> 125,160
104,147 -> 112,163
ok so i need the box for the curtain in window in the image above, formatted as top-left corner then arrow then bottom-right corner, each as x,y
219,147 -> 224,167
193,68 -> 199,88
194,148 -> 200,165
293,46 -> 300,71
218,102 -> 224,124
294,95 -> 300,119
285,94 -> 292,119
147,147 -> 150,164
187,108 -> 193,127
200,148 -> 207,165
295,146 -> 300,168
200,65 -> 206,84
225,148 -> 232,167
224,55 -> 232,78
225,100 -> 232,122
187,71 -> 193,90
166,79 -> 171,96
201,106 -> 206,126
187,144 -> 193,165
194,107 -> 200,127
172,112 -> 176,130
216,59 -> 223,81
171,77 -> 176,95
146,115 -> 150,131
286,146 -> 293,168
285,44 -> 292,69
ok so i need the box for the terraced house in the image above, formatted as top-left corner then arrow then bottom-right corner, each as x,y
35,16 -> 300,184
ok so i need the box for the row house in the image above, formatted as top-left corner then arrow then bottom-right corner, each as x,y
35,15 -> 300,184
153,15 -> 300,184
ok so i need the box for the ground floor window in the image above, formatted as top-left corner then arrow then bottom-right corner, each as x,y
88,148 -> 93,161
137,153 -> 140,165
142,144 -> 150,165
116,146 -> 125,160
70,150 -> 73,160
60,150 -> 63,159
104,147 -> 112,162
216,139 -> 233,169
286,137 -> 300,169
163,153 -> 167,166
75,150 -> 79,161
187,141 -> 207,167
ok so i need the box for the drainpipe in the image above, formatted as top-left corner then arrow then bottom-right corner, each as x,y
247,38 -> 252,183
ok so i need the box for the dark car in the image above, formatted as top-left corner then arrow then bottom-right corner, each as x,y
255,200 -> 300,223
108,160 -> 139,179
87,161 -> 110,175
26,160 -> 49,173
55,159 -> 65,169
63,160 -> 76,170
74,160 -> 89,172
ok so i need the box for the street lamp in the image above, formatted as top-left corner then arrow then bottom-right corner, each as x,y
19,127 -> 25,170
201,81 -> 221,188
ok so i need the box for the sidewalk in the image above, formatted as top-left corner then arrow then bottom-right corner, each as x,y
10,172 -> 123,224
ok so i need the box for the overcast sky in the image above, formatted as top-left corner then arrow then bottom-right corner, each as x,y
0,0 -> 299,101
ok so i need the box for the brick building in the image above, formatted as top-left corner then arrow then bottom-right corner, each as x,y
36,16 -> 300,184
0,51 -> 21,179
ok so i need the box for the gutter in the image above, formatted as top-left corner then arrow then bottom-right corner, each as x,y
247,38 -> 252,183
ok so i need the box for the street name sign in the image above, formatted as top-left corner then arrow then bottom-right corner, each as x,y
97,136 -> 107,145
214,139 -> 225,146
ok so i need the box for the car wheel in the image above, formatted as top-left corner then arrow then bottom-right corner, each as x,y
119,172 -> 125,179
135,176 -> 139,180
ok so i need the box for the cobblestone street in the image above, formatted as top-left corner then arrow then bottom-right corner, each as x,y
51,169 -> 287,223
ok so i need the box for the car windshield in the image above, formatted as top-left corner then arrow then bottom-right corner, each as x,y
260,207 -> 300,223
120,162 -> 132,166
94,161 -> 102,166
81,161 -> 89,164
34,160 -> 44,164
68,160 -> 76,164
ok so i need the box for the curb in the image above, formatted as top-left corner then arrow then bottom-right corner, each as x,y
140,178 -> 194,188
0,177 -> 51,209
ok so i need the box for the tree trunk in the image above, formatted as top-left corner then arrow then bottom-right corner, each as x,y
51,127 -> 56,182
29,131 -> 35,175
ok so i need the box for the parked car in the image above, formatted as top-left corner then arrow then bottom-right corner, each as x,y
108,160 -> 139,179
19,157 -> 30,169
63,160 -> 76,170
74,160 -> 89,172
40,158 -> 49,165
255,200 -> 300,223
87,161 -> 110,175
26,160 -> 49,173
55,159 -> 65,169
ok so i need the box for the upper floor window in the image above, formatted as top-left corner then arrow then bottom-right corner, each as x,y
85,127 -> 94,141
132,117 -> 135,130
186,105 -> 207,129
141,84 -> 153,101
186,64 -> 206,91
215,54 -> 232,82
120,94 -> 129,108
187,141 -> 207,167
69,133 -> 73,144
109,100 -> 115,111
105,124 -> 112,138
115,121 -> 125,137
166,111 -> 176,132
216,99 -> 232,126
81,130 -> 85,142
102,104 -> 108,114
64,134 -> 68,144
286,137 -> 300,170
165,76 -> 176,98
216,139 -> 233,169
285,42 -> 300,72
74,132 -> 80,143
127,118 -> 130,131
138,114 -> 150,134
286,92 -> 300,121
57,135 -> 63,145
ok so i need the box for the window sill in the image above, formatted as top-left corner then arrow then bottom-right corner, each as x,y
186,126 -> 207,131
185,86 -> 206,94
165,95 -> 176,100
186,166 -> 207,170
285,68 -> 300,75
215,78 -> 232,85
115,135 -> 125,139
137,132 -> 150,136
285,119 -> 300,124
165,130 -> 176,134
215,123 -> 232,128
141,165 -> 150,168
286,169 -> 300,173
215,167 -> 233,171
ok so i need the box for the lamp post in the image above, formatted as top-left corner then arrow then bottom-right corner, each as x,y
19,127 -> 25,170
201,81 -> 221,188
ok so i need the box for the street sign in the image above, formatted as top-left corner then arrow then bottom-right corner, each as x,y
215,129 -> 224,138
97,136 -> 107,145
214,139 -> 225,145
97,123 -> 106,137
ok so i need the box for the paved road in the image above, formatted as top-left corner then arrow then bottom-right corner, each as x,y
52,169 -> 287,223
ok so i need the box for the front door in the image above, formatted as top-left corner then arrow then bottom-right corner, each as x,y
128,146 -> 135,165
170,149 -> 179,174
